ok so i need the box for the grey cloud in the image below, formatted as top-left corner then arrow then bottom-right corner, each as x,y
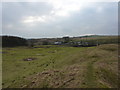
2,2 -> 53,24
2,2 -> 118,38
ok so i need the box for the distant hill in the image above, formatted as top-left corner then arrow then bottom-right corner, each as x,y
1,35 -> 118,47
79,35 -> 100,38
2,36 -> 27,47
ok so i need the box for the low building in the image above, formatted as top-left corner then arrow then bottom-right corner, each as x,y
54,41 -> 62,45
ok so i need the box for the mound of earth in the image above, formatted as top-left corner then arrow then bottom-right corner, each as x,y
21,65 -> 85,88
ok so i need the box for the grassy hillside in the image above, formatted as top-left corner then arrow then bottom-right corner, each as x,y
2,44 -> 118,88
72,36 -> 118,44
29,36 -> 118,45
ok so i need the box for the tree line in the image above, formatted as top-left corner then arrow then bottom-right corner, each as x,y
2,36 -> 27,47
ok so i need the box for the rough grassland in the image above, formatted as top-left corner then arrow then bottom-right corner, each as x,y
2,44 -> 118,88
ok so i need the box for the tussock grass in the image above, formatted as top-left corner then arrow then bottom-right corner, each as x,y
98,44 -> 118,51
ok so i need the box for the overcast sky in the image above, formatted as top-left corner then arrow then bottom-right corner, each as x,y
2,1 -> 118,38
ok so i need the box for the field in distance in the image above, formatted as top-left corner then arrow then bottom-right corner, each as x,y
2,44 -> 118,88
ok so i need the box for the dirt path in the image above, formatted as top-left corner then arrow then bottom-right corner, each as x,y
83,59 -> 98,88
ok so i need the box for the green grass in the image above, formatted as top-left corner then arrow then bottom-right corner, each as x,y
84,59 -> 97,88
2,44 -> 118,88
72,36 -> 118,44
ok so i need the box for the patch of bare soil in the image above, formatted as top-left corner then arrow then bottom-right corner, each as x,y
23,58 -> 37,61
22,65 -> 84,88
